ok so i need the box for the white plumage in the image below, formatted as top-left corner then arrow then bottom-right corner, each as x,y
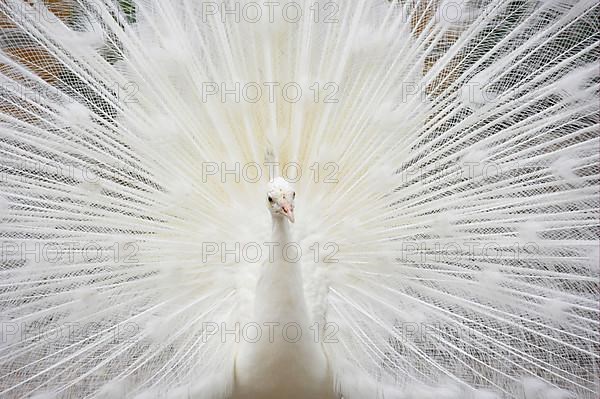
0,0 -> 598,398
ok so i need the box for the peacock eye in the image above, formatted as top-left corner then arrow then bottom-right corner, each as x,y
268,196 -> 273,203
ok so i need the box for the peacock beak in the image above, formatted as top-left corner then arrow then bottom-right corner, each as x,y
280,201 -> 295,223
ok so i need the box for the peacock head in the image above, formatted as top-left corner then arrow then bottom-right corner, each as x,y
267,177 -> 295,223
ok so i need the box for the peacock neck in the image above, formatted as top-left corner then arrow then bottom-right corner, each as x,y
252,216 -> 310,326
236,215 -> 330,397
271,214 -> 293,246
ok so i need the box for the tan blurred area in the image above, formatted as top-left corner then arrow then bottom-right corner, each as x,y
1,0 -> 73,81
405,0 -> 462,96
1,0 -> 72,28
0,0 -> 458,121
0,1 -> 73,120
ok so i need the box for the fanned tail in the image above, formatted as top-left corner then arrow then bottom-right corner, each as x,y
0,1 -> 597,398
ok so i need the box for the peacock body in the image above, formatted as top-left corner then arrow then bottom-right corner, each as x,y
0,0 -> 598,398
